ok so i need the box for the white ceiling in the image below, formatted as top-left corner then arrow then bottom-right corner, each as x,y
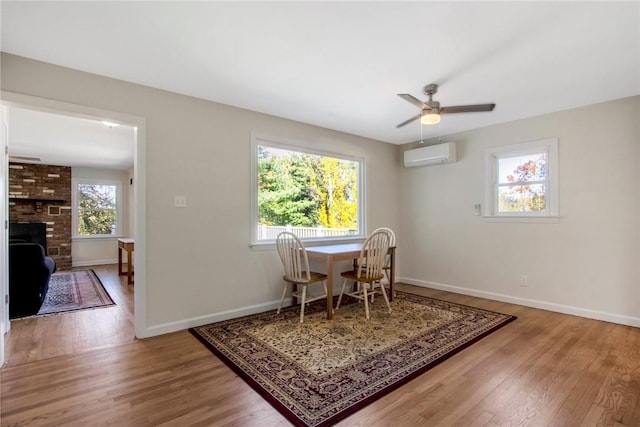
1,2 -> 639,167
7,107 -> 135,170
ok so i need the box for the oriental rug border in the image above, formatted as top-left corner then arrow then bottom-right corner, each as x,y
36,269 -> 115,317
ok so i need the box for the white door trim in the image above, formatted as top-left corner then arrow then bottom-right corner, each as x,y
1,106 -> 8,366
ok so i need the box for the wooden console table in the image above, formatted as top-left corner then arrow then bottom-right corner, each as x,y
118,238 -> 135,285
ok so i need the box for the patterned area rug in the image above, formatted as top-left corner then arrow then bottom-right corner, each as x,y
36,269 -> 115,316
190,291 -> 516,427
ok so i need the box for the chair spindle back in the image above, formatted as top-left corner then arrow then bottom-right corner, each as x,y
275,232 -> 311,282
356,229 -> 391,279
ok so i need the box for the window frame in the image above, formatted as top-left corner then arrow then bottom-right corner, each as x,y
250,133 -> 366,246
484,138 -> 559,222
72,178 -> 123,239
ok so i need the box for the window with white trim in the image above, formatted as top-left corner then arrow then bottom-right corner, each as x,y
484,138 -> 558,219
251,135 -> 365,244
72,179 -> 122,237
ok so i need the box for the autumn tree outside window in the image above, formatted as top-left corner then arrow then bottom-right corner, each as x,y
251,136 -> 364,244
484,138 -> 558,221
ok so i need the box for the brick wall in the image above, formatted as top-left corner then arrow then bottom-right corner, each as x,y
9,163 -> 72,270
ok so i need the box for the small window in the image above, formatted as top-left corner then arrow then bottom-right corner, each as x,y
73,179 -> 122,237
484,138 -> 558,220
251,135 -> 364,244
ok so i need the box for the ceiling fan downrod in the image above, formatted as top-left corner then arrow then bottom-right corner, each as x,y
423,84 -> 439,110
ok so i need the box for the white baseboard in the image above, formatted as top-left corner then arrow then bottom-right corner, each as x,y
143,299 -> 291,338
72,259 -> 119,267
400,277 -> 640,328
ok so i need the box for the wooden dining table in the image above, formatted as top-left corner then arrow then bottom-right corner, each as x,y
305,242 -> 396,320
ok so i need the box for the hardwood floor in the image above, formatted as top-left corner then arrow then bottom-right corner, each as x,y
2,271 -> 639,426
3,264 -> 135,367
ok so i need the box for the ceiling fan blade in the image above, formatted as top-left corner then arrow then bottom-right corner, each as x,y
397,94 -> 429,109
440,104 -> 496,114
396,113 -> 422,128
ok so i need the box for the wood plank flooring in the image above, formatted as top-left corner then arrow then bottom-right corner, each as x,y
2,266 -> 639,426
3,265 -> 135,367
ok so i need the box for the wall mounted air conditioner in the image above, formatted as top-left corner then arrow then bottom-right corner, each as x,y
403,142 -> 457,168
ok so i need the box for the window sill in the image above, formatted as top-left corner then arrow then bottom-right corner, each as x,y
483,216 -> 560,224
73,235 -> 124,241
251,235 -> 365,250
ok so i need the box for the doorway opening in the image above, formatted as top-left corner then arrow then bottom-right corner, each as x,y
1,92 -> 146,366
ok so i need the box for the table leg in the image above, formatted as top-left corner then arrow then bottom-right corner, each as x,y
389,247 -> 395,302
126,248 -> 133,285
351,258 -> 358,292
326,255 -> 334,320
118,246 -> 124,275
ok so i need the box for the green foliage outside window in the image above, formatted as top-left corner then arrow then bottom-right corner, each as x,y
257,145 -> 358,230
78,184 -> 117,235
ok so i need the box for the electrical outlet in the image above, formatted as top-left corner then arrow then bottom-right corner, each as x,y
520,275 -> 528,286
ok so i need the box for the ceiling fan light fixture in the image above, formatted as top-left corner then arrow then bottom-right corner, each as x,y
421,112 -> 441,125
396,84 -> 495,129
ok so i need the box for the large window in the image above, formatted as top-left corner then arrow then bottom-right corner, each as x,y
484,138 -> 558,220
251,136 -> 364,244
73,179 -> 122,237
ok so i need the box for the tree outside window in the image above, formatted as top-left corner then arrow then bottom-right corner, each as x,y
497,152 -> 547,213
484,138 -> 558,219
254,142 -> 362,242
77,183 -> 118,236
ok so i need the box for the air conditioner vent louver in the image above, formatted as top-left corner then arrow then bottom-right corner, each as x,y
403,142 -> 457,167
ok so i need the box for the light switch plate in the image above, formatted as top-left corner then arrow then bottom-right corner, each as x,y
174,195 -> 187,208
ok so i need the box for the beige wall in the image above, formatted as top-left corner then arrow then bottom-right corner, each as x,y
71,167 -> 131,267
399,96 -> 640,324
1,53 -> 401,333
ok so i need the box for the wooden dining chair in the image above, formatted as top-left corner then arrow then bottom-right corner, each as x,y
353,227 -> 396,302
366,228 -> 395,281
275,232 -> 328,323
374,227 -> 396,298
336,229 -> 392,319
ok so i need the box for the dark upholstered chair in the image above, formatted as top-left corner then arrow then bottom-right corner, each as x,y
9,243 -> 56,318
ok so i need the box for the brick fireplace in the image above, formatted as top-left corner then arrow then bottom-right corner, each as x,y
9,162 -> 72,270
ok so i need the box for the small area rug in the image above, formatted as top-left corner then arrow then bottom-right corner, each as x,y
36,269 -> 115,316
190,291 -> 516,427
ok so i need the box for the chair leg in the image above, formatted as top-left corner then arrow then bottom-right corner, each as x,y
336,278 -> 348,309
321,280 -> 328,301
299,285 -> 307,323
277,283 -> 288,314
362,283 -> 370,320
379,280 -> 391,312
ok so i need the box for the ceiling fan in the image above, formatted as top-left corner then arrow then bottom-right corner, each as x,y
396,84 -> 495,128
